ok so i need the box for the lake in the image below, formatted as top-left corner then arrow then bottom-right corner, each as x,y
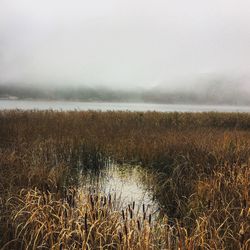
0,99 -> 249,112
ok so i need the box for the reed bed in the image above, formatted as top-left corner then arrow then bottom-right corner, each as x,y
4,188 -> 179,249
0,110 -> 250,249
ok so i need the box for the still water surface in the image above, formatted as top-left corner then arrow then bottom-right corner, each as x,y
72,164 -> 159,216
0,100 -> 249,112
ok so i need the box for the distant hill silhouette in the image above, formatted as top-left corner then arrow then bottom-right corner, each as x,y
0,78 -> 249,106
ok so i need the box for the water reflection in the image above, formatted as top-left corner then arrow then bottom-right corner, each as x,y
74,164 -> 159,216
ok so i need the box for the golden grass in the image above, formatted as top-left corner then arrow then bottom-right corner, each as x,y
0,110 -> 250,249
5,188 -> 174,249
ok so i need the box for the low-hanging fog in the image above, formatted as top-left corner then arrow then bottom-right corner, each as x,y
0,0 -> 250,104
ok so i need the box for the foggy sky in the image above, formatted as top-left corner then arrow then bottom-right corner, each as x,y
0,0 -> 250,90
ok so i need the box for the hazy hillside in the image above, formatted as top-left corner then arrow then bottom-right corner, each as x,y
144,75 -> 250,105
0,84 -> 143,102
0,77 -> 250,105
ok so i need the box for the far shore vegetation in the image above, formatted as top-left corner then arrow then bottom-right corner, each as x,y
1,83 -> 250,105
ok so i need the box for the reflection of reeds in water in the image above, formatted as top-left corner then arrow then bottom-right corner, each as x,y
77,164 -> 159,214
0,110 -> 250,249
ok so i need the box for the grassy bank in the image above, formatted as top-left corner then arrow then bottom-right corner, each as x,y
0,111 -> 250,249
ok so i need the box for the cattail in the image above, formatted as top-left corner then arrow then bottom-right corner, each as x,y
95,194 -> 98,202
108,194 -> 112,206
90,195 -> 94,209
64,207 -> 68,219
207,199 -> 211,209
137,220 -> 141,231
84,213 -> 88,233
130,209 -> 133,219
149,214 -> 152,224
143,204 -> 145,213
70,195 -> 74,207
122,210 -> 125,220
103,196 -> 107,206
119,231 -> 123,243
143,212 -> 146,221
242,199 -> 247,209
124,224 -> 128,236
132,201 -> 135,210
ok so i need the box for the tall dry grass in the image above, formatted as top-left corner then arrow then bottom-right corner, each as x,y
0,110 -> 250,249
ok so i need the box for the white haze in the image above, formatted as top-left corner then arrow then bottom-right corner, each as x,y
0,0 -> 250,91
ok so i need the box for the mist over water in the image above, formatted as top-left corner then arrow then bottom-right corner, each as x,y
0,0 -> 250,104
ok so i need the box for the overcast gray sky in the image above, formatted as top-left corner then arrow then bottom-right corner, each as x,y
0,0 -> 250,90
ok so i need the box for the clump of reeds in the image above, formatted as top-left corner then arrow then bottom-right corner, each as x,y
4,188 -> 188,249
